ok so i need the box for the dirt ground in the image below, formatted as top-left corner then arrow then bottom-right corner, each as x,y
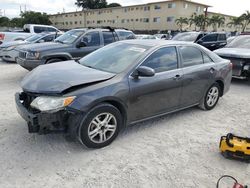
0,60 -> 249,188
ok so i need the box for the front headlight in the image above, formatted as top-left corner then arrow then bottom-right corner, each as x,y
30,96 -> 76,112
5,46 -> 16,51
26,51 -> 40,60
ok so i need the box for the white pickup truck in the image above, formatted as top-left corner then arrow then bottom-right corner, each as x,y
0,24 -> 62,45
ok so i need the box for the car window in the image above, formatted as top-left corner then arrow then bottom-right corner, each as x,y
218,34 -> 226,41
141,47 -> 178,73
33,26 -> 47,33
102,32 -> 116,45
55,30 -> 85,44
41,35 -> 55,42
179,46 -> 203,67
117,31 -> 135,40
47,27 -> 57,32
202,52 -> 213,63
202,34 -> 218,42
82,31 -> 101,46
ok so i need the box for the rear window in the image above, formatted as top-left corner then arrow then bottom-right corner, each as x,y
102,32 -> 117,45
202,34 -> 218,42
218,34 -> 226,41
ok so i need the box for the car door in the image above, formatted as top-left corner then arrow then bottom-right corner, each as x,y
199,33 -> 218,51
128,46 -> 183,122
70,31 -> 102,59
216,34 -> 227,50
178,45 -> 216,107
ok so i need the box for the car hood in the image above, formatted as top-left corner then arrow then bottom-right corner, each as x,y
214,48 -> 250,59
15,42 -> 69,52
0,40 -> 26,48
21,60 -> 115,94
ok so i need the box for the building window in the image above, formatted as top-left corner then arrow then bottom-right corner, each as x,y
80,21 -> 82,24
183,3 -> 188,9
124,8 -> 127,12
143,18 -> 149,23
80,13 -> 82,16
121,19 -> 125,23
131,7 -> 134,11
168,3 -> 176,8
65,15 -> 68,17
65,22 -> 68,25
153,17 -> 161,23
75,21 -> 77,24
167,16 -> 175,22
136,19 -> 139,22
131,19 -> 134,22
127,19 -> 129,23
155,5 -> 161,10
144,6 -> 150,11
70,21 -> 72,25
136,7 -> 139,10
74,14 -> 77,16
196,6 -> 201,12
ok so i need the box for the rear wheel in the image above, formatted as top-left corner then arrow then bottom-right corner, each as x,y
78,103 -> 122,148
199,83 -> 221,110
46,58 -> 63,64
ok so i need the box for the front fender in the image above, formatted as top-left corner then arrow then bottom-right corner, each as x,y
41,53 -> 73,63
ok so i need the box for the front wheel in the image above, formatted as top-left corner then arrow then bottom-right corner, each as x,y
78,103 -> 122,149
199,83 -> 221,110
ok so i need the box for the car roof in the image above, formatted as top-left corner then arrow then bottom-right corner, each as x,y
120,39 -> 195,47
70,28 -> 131,32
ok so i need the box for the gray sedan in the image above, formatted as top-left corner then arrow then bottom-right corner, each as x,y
15,40 -> 232,148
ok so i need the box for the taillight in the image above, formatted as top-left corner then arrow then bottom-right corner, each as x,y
0,33 -> 5,40
229,62 -> 233,69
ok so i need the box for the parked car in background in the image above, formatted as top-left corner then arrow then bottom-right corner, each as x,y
154,34 -> 172,40
16,27 -> 135,70
0,24 -> 62,44
15,40 -> 232,148
214,35 -> 250,78
0,33 -> 60,62
172,32 -> 227,51
136,34 -> 159,39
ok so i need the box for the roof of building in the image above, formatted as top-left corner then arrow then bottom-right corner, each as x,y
50,0 -> 211,16
207,11 -> 237,18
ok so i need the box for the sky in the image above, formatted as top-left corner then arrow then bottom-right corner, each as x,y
0,0 -> 250,18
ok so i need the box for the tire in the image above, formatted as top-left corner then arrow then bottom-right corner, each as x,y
78,103 -> 122,149
46,58 -> 63,64
199,83 -> 221,111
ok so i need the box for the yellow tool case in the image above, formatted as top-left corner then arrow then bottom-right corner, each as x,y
219,133 -> 250,162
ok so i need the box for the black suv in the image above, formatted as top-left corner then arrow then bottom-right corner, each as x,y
16,27 -> 136,70
172,32 -> 227,51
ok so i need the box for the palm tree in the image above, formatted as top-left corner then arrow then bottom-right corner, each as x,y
227,17 -> 243,31
175,17 -> 189,31
189,14 -> 209,31
208,15 -> 225,31
240,11 -> 250,32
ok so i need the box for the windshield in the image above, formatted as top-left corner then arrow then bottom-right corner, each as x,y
226,36 -> 250,48
25,34 -> 43,42
79,42 -> 150,74
55,30 -> 85,44
172,32 -> 199,42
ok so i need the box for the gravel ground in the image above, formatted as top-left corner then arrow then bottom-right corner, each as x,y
0,60 -> 249,188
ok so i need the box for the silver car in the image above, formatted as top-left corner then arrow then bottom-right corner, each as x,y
0,33 -> 59,62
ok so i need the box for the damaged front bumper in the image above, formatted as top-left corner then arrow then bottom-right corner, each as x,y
15,92 -> 82,135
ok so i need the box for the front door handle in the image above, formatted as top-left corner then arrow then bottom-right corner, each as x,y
210,67 -> 215,73
173,74 -> 182,80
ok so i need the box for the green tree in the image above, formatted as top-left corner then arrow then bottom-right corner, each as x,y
0,17 -> 10,27
175,17 -> 189,31
75,0 -> 108,9
227,17 -> 243,31
20,11 -> 52,25
189,14 -> 209,31
10,17 -> 24,27
107,3 -> 121,8
208,15 -> 225,31
240,11 -> 250,32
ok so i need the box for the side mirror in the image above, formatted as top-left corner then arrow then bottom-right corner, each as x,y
132,66 -> 155,79
197,39 -> 203,44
